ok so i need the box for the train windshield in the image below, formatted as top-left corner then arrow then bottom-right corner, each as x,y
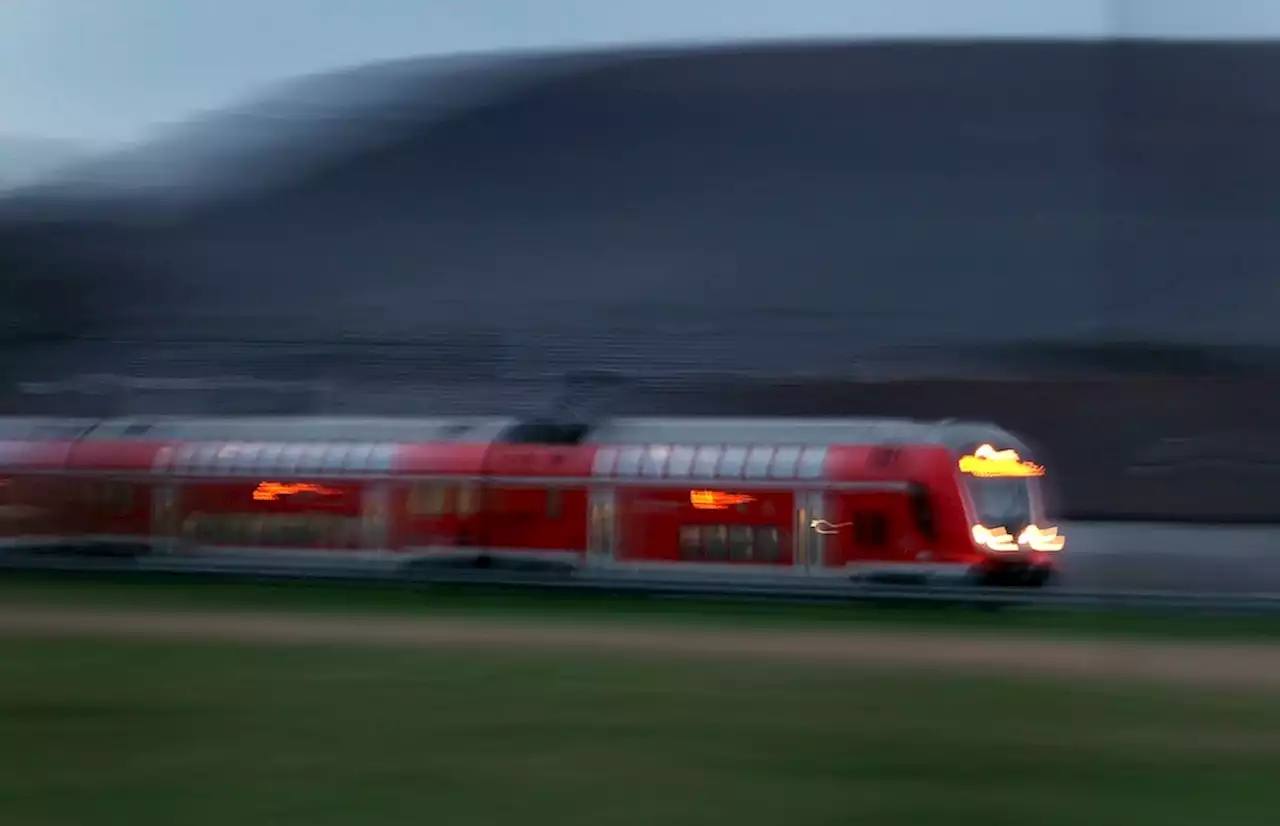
956,443 -> 1042,529
963,477 -> 1033,530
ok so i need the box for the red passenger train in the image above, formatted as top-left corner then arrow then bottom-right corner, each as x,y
0,415 -> 1065,586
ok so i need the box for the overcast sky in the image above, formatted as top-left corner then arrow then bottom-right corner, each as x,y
1,0 -> 1277,146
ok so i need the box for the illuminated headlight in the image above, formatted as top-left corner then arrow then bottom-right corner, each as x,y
972,524 -> 1066,552
971,524 -> 1019,552
1018,524 -> 1065,552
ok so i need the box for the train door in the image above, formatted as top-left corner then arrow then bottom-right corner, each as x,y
151,481 -> 180,555
480,484 -> 547,553
584,485 -> 616,568
794,490 -> 827,574
361,482 -> 391,552
403,480 -> 481,553
825,490 -> 912,571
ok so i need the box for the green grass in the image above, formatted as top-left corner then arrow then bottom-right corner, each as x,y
3,570 -> 1280,642
0,636 -> 1277,826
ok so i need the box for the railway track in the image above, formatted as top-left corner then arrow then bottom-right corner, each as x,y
4,551 -> 1280,616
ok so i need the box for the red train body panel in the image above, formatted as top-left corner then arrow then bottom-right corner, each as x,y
0,415 -> 1066,586
0,439 -> 77,548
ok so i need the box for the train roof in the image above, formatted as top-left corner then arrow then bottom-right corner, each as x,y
75,416 -> 519,443
0,414 -> 1034,454
584,416 -> 1027,452
0,417 -> 100,440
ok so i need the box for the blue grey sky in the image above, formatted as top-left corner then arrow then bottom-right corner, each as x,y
0,0 -> 1276,146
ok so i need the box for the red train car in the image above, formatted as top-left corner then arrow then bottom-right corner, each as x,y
0,437 -> 77,550
0,414 -> 1065,586
579,417 -> 1061,585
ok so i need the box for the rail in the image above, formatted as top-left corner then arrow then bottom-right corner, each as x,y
4,552 -> 1280,615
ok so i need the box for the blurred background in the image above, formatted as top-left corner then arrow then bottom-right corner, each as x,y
2,0 -> 1279,523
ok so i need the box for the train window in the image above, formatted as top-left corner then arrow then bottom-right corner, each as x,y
203,515 -> 218,542
667,446 -> 696,477
258,517 -> 283,545
589,502 -> 613,553
338,517 -> 359,548
309,516 -> 333,547
869,447 -> 900,469
240,516 -> 264,546
679,526 -> 701,558
343,517 -> 364,549
264,517 -> 288,545
282,518 -> 316,546
756,527 -> 782,562
85,482 -> 133,512
908,483 -> 937,540
728,525 -> 753,561
319,516 -> 341,546
854,512 -> 888,547
545,488 -> 563,519
457,484 -> 479,515
409,484 -> 450,516
703,525 -> 728,560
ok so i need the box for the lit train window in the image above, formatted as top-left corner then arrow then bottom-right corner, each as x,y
729,526 -> 753,561
409,484 -> 450,516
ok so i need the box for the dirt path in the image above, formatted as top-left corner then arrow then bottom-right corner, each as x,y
2,605 -> 1280,690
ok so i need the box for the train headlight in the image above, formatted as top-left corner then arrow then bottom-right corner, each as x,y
1018,524 -> 1065,552
972,524 -> 1019,552
972,524 -> 1065,552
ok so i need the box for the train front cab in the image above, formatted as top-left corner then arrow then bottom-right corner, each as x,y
817,444 -> 975,583
955,442 -> 1064,587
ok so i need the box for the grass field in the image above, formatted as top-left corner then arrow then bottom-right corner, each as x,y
3,571 -> 1280,641
0,635 -> 1277,826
